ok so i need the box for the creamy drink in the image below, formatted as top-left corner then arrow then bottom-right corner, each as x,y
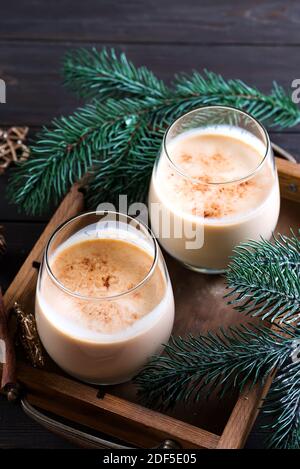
149,107 -> 280,272
36,212 -> 174,384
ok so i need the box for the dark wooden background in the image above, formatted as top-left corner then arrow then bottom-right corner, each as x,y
0,0 -> 300,449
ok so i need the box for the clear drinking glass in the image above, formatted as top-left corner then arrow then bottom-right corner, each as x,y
35,211 -> 174,385
148,105 -> 280,273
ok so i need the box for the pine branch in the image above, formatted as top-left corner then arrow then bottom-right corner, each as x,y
8,97 -> 157,214
134,326 -> 296,411
263,361 -> 300,448
174,71 -> 300,128
63,47 -> 170,100
7,47 -> 300,448
86,123 -> 166,208
65,48 -> 300,128
226,232 -> 300,326
8,48 -> 300,215
135,234 -> 300,448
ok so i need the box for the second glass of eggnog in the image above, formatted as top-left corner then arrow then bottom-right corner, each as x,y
35,211 -> 174,385
148,106 -> 280,273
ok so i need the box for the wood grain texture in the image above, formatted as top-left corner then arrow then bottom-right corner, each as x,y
1,0 -> 300,450
3,183 -> 84,311
0,222 -> 45,291
217,376 -> 274,449
276,157 -> 300,203
1,0 -> 300,45
1,43 -> 300,126
1,185 -> 227,448
1,182 -> 299,449
15,363 -> 219,449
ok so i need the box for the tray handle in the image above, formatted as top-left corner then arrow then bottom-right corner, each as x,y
21,397 -> 130,449
21,398 -> 181,449
17,141 -> 296,450
271,142 -> 297,163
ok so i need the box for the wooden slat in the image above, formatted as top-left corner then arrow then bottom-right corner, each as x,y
1,182 -> 219,448
3,183 -> 84,310
276,157 -> 300,203
0,222 -> 45,291
218,192 -> 300,447
12,362 -> 219,449
1,0 -> 300,45
1,163 -> 299,449
0,183 -> 219,449
217,376 -> 274,449
1,0 -> 299,452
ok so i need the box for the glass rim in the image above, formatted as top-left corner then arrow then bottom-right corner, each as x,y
44,210 -> 159,301
162,105 -> 271,185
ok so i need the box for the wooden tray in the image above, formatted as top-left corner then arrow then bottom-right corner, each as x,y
1,155 -> 300,449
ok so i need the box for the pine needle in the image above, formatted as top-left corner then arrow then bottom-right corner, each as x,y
7,48 -> 300,215
135,233 -> 300,448
226,231 -> 300,326
134,325 -> 297,411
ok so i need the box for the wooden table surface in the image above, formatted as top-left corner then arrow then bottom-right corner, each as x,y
0,0 -> 299,449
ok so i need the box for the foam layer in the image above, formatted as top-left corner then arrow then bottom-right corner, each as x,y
51,239 -> 154,298
38,237 -> 168,341
155,126 -> 274,221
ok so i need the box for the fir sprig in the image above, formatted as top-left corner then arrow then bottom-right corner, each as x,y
7,47 -> 300,448
135,326 -> 297,411
174,72 -> 300,127
263,361 -> 300,448
8,97 -> 163,213
135,232 -> 300,448
226,232 -> 300,326
8,48 -> 300,215
64,48 -> 169,100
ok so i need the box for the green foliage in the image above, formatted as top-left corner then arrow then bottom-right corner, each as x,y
135,326 -> 296,411
8,47 -> 300,215
6,48 -> 300,448
64,48 -> 169,100
226,232 -> 300,326
263,361 -> 300,449
174,72 -> 300,127
135,233 -> 300,448
8,97 -> 164,214
86,123 -> 165,209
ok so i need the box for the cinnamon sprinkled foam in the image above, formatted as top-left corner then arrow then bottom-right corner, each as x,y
157,126 -> 273,222
38,238 -> 168,340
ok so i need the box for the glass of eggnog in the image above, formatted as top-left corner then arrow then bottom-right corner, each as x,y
148,105 -> 280,273
35,211 -> 174,385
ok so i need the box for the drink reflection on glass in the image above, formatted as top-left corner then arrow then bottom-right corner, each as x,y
148,106 -> 280,273
35,211 -> 174,385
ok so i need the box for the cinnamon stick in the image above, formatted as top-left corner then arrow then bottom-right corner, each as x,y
0,288 -> 16,391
